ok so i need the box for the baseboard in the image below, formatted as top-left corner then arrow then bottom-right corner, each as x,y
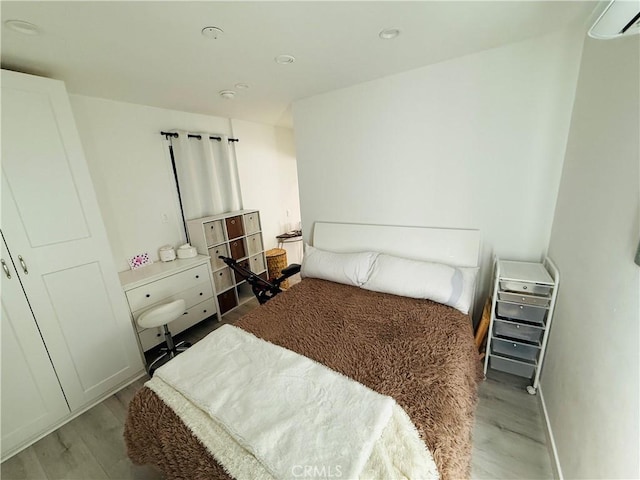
538,385 -> 564,480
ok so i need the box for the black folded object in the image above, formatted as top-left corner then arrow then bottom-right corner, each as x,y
219,256 -> 301,304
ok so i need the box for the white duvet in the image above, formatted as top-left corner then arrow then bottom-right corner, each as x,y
148,324 -> 439,479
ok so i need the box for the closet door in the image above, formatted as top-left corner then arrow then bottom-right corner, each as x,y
0,70 -> 143,410
1,235 -> 70,459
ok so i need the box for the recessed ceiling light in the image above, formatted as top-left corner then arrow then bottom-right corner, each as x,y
275,54 -> 296,65
4,19 -> 40,35
379,28 -> 400,40
219,90 -> 236,100
202,26 -> 223,39
235,83 -> 249,89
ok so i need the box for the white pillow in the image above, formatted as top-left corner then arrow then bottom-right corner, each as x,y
362,254 -> 478,314
301,245 -> 378,286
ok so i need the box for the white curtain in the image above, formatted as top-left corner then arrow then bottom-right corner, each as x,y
170,130 -> 242,220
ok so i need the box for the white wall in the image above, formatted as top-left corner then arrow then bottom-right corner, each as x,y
541,34 -> 639,479
293,27 -> 584,298
231,119 -> 302,263
70,95 -> 300,271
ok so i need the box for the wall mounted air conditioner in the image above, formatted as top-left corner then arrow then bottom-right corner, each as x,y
588,0 -> 640,39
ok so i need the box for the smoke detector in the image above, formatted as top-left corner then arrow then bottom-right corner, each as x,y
275,54 -> 296,64
202,26 -> 223,39
379,28 -> 400,40
219,90 -> 236,100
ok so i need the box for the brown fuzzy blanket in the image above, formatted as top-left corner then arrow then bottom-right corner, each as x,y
125,278 -> 482,479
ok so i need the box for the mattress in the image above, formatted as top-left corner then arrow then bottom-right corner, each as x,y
124,278 -> 482,479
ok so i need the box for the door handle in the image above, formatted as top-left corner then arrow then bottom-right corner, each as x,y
18,255 -> 28,275
1,259 -> 11,279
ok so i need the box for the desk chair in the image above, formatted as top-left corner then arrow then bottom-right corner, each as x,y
137,298 -> 190,375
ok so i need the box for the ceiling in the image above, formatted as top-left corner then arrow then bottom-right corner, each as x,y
1,1 -> 596,127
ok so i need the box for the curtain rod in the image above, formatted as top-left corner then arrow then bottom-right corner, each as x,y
160,131 -> 238,142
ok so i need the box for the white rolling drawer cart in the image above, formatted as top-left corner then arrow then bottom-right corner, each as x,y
483,258 -> 559,395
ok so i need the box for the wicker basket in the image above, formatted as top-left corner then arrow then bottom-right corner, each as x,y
266,248 -> 289,289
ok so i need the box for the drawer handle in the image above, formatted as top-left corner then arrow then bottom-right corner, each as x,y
513,343 -> 518,347
18,255 -> 28,275
146,294 -> 151,298
231,220 -> 235,224
516,325 -> 520,329
1,259 -> 11,279
203,309 -> 207,313
522,285 -> 528,290
200,292 -> 203,296
196,275 -> 200,279
519,305 -> 524,309
183,312 -> 188,315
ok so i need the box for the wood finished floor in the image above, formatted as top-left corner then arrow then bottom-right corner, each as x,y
2,297 -> 553,480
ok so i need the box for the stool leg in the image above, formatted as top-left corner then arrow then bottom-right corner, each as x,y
147,351 -> 170,376
163,324 -> 176,357
174,340 -> 191,351
162,324 -> 191,358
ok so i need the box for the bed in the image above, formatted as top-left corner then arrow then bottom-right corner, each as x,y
124,222 -> 483,479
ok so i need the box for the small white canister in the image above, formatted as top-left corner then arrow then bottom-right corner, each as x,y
159,245 -> 176,262
177,243 -> 198,259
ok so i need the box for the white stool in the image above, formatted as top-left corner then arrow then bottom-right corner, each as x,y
137,299 -> 190,375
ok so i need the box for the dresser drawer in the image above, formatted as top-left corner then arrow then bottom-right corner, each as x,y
491,337 -> 539,362
249,253 -> 266,273
489,355 -> 535,379
499,281 -> 552,296
233,259 -> 251,284
229,238 -> 246,260
208,244 -> 229,270
204,220 -> 225,246
246,233 -> 263,257
225,215 -> 244,240
498,291 -> 550,307
213,267 -> 234,292
496,301 -> 547,325
493,319 -> 543,345
126,263 -> 210,312
132,281 -> 213,331
217,289 -> 238,315
243,213 -> 261,235
138,325 -> 164,352
138,297 -> 216,351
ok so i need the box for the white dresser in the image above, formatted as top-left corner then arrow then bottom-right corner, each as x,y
483,258 -> 559,394
119,255 -> 216,352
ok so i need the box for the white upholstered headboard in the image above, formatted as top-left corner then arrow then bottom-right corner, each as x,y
312,222 -> 481,268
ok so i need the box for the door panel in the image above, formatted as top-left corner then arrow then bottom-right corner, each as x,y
1,87 -> 90,246
42,263 -> 130,393
1,237 -> 69,460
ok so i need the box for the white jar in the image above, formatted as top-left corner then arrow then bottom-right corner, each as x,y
159,245 -> 176,262
177,243 -> 197,259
